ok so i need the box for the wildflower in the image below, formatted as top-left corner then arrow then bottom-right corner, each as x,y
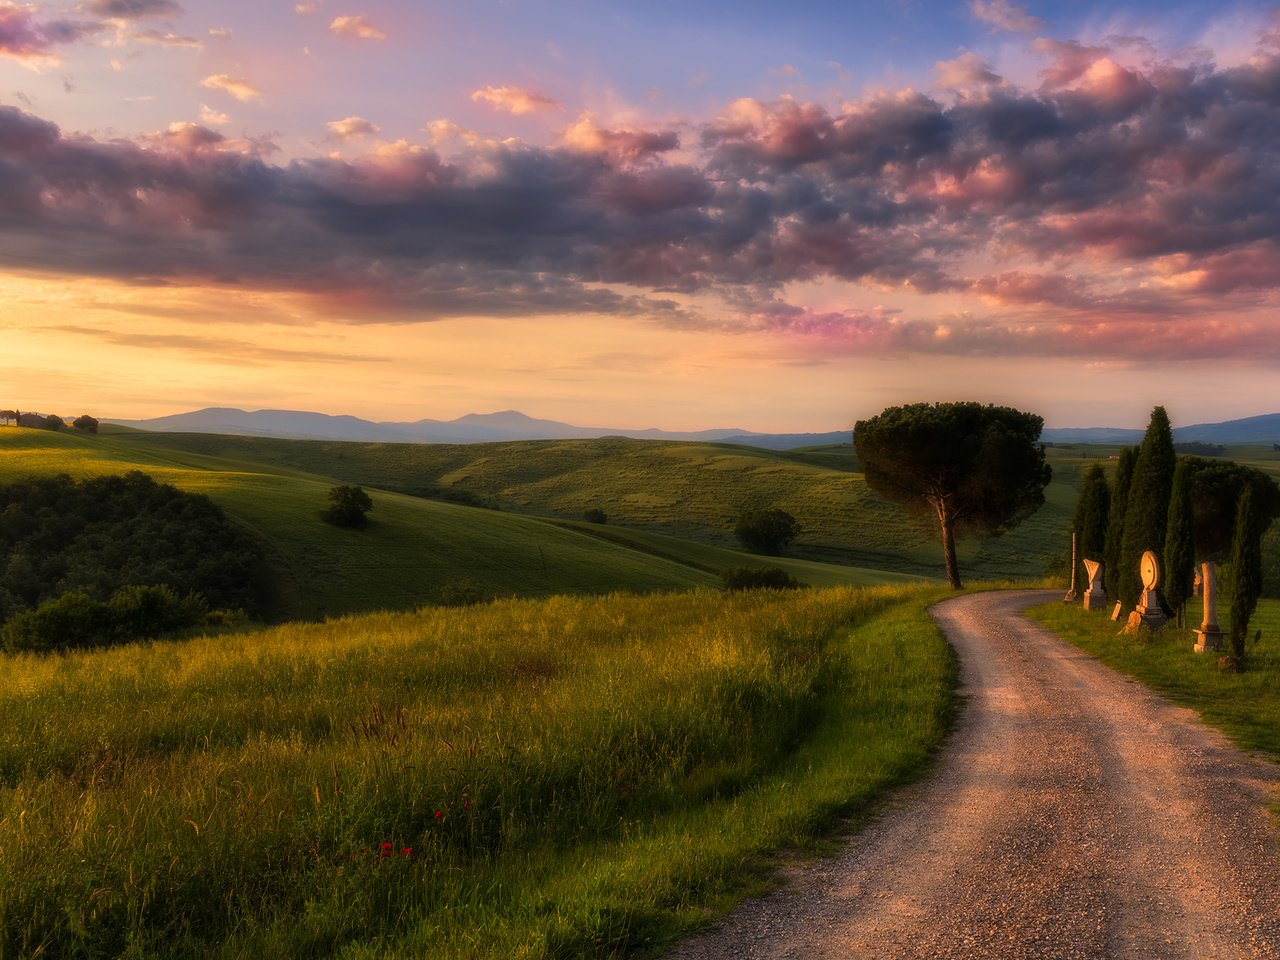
433,809 -> 443,820
401,847 -> 412,859
379,842 -> 393,858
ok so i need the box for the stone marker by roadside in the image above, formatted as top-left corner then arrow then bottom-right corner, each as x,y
1082,559 -> 1106,611
1121,550 -> 1167,633
1194,560 -> 1225,653
1063,531 -> 1079,603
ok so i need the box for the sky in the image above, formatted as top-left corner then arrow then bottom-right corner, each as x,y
2,0 -> 1279,431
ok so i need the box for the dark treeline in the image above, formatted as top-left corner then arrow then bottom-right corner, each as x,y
0,472 -> 265,651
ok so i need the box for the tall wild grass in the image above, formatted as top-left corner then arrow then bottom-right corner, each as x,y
1,582 -> 954,958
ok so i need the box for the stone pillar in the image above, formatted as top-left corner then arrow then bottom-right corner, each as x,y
1063,530 -> 1079,602
1194,560 -> 1224,653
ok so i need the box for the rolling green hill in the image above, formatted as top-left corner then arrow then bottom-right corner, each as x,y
106,428 -> 1086,581
0,427 -> 918,621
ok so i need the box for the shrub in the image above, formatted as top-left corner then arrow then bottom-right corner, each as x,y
324,484 -> 373,528
1,591 -> 108,652
584,508 -> 608,524
436,578 -> 492,607
733,508 -> 800,555
107,585 -> 207,640
721,566 -> 804,592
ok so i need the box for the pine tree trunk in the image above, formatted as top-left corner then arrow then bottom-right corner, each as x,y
936,503 -> 962,589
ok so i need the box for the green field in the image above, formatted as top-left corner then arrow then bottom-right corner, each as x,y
0,582 -> 956,959
104,428 -> 1096,583
0,427 -> 922,621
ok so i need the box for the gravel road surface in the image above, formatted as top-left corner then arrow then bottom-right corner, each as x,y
666,589 -> 1280,959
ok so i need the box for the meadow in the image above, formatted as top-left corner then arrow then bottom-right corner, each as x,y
0,428 -> 914,623
108,429 -> 1093,582
0,582 -> 956,959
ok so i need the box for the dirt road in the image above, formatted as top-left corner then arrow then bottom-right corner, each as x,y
667,590 -> 1280,959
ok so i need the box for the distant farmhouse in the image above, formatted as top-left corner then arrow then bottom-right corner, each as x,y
16,413 -> 45,428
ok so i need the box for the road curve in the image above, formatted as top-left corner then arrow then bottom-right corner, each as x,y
667,589 -> 1280,959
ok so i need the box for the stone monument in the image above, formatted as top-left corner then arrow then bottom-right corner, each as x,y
1194,560 -> 1224,653
1134,550 -> 1167,630
1082,558 -> 1106,611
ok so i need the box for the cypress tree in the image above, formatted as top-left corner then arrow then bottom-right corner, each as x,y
1118,407 -> 1177,608
1103,446 -> 1136,602
1073,463 -> 1110,589
1163,458 -> 1195,627
1228,485 -> 1262,662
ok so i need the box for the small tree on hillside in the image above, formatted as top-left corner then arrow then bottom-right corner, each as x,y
1118,407 -> 1176,608
0,410 -> 15,426
854,402 -> 1051,589
1163,459 -> 1195,627
1073,462 -> 1110,588
734,508 -> 799,555
1228,485 -> 1262,663
1103,446 -> 1137,601
42,414 -> 64,431
72,415 -> 99,433
324,485 -> 373,528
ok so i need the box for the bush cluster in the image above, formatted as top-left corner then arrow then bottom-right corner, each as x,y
1,585 -> 218,653
0,472 -> 264,646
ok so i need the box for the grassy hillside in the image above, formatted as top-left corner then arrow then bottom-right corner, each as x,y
0,427 -> 915,620
107,429 -> 1087,582
0,582 -> 956,959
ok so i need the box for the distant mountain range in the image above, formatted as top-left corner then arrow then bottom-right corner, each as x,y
105,407 -> 1280,448
106,407 -> 796,446
1042,413 -> 1280,445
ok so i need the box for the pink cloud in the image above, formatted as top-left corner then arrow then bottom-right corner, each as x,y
145,121 -> 224,152
326,116 -> 380,141
1033,38 -> 1112,90
969,0 -> 1042,34
470,85 -> 560,115
0,3 -> 101,62
133,28 -> 201,48
328,14 -> 386,41
200,74 -> 262,101
561,116 -> 677,163
934,52 -> 1002,89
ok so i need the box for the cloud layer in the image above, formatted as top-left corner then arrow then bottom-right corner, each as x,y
3,27 -> 1280,362
0,3 -> 102,62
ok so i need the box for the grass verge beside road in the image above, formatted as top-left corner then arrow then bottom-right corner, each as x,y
1027,598 -> 1280,759
1,583 -> 956,959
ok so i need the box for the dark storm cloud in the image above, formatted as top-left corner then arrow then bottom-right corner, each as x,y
3,30 -> 1280,359
83,0 -> 182,20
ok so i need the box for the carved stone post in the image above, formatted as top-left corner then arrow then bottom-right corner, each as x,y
1194,560 -> 1224,653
